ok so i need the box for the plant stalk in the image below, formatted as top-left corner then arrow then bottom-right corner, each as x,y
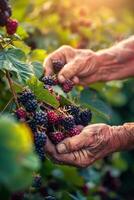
6,70 -> 19,108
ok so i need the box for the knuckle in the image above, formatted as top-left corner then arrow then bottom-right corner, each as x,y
59,45 -> 71,50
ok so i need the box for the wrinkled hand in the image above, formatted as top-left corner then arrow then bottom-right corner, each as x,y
44,45 -> 100,85
45,124 -> 123,168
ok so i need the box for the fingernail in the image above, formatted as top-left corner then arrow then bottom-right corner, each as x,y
58,75 -> 66,83
57,143 -> 67,153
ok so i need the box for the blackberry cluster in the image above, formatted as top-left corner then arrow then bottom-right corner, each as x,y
17,88 -> 47,162
32,175 -> 42,189
42,58 -> 74,94
0,0 -> 18,34
0,0 -> 11,26
15,59 -> 92,158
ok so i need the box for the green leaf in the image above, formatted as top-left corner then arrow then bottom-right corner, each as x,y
80,88 -> 112,120
0,48 -> 33,83
0,115 -> 40,191
31,62 -> 43,79
27,76 -> 60,108
30,49 -> 47,62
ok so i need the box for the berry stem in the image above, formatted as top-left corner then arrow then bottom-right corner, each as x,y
6,70 -> 19,108
0,97 -> 13,114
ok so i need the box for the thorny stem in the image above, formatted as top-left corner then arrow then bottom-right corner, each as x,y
6,70 -> 19,108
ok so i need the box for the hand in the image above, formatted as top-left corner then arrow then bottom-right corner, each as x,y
44,45 -> 100,86
45,124 -> 125,168
44,38 -> 134,86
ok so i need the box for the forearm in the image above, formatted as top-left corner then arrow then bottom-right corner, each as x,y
96,36 -> 134,81
111,123 -> 134,151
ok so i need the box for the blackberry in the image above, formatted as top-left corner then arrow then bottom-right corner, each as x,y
35,146 -> 45,162
28,120 -> 37,132
32,175 -> 42,189
0,0 -> 9,10
68,127 -> 81,137
62,116 -> 75,130
76,125 -> 84,131
42,76 -> 55,86
6,18 -> 18,35
34,111 -> 48,126
0,0 -> 12,27
62,79 -> 74,93
34,131 -> 47,147
52,59 -> 64,72
73,114 -> 82,125
0,12 -> 8,26
25,99 -> 38,112
49,131 -> 65,144
65,105 -> 80,116
47,110 -> 59,124
80,109 -> 92,126
15,107 -> 27,120
18,89 -> 35,105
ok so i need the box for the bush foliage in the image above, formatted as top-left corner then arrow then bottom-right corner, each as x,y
0,0 -> 134,199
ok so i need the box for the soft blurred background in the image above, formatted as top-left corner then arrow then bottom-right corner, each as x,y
2,0 -> 134,199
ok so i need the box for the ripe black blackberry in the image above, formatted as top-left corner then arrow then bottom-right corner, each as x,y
65,105 -> 80,116
52,59 -> 64,72
80,109 -> 92,126
0,0 -> 12,27
28,120 -> 37,132
42,76 -> 55,86
62,116 -> 75,130
34,111 -> 48,126
34,131 -> 47,147
32,175 -> 42,189
35,146 -> 45,162
18,89 -> 35,105
25,99 -> 38,112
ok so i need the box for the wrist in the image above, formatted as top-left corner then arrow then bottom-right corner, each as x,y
110,123 -> 134,152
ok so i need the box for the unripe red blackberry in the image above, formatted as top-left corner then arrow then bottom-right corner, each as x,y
47,110 -> 59,124
15,107 -> 27,120
52,59 -> 64,72
62,80 -> 74,93
68,127 -> 81,137
6,18 -> 18,35
49,131 -> 65,144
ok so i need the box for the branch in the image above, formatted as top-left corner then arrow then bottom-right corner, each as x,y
6,70 -> 19,108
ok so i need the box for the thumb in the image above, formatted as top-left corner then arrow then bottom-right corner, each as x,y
58,61 -> 79,83
56,132 -> 89,154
